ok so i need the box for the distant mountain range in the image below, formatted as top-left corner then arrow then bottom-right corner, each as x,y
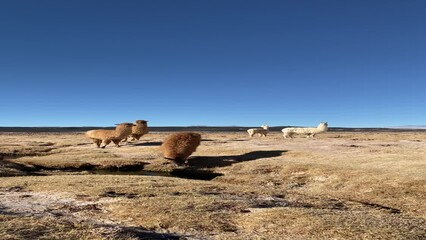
390,125 -> 426,129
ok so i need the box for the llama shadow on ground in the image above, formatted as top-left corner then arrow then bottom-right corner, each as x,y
169,168 -> 224,180
186,150 -> 287,168
129,141 -> 162,147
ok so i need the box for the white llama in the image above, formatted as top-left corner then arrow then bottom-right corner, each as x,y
282,122 -> 328,138
247,125 -> 269,137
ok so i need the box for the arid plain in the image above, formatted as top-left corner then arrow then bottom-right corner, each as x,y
1,130 -> 425,239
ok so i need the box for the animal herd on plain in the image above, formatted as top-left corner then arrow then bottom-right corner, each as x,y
85,120 -> 328,165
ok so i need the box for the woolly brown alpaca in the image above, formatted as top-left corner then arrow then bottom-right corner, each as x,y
123,120 -> 149,142
160,132 -> 201,165
85,123 -> 134,148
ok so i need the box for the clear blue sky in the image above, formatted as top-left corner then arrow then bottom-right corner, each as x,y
1,1 -> 425,127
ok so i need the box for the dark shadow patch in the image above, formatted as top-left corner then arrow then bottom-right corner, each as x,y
1,159 -> 37,172
328,201 -> 346,210
99,162 -> 147,171
0,206 -> 21,216
76,143 -> 91,146
186,150 -> 287,168
99,191 -> 139,199
170,168 -> 223,180
247,196 -> 350,212
114,226 -> 183,239
90,167 -> 222,181
37,142 -> 55,147
350,199 -> 402,214
59,203 -> 102,212
30,162 -> 149,172
90,169 -> 169,177
0,206 -> 8,214
130,141 -> 162,146
379,144 -> 397,147
287,182 -> 306,189
32,163 -> 100,171
249,196 -> 316,210
6,186 -> 25,192
253,199 -> 290,208
0,158 -> 44,177
342,144 -> 363,148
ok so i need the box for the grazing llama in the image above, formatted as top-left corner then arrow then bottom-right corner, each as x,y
247,125 -> 269,137
282,122 -> 328,139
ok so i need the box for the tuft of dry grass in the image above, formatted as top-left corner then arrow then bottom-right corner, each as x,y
0,215 -> 124,240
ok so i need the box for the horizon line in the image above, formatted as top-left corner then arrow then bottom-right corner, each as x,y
0,125 -> 425,129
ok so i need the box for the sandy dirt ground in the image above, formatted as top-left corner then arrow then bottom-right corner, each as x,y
0,130 -> 425,239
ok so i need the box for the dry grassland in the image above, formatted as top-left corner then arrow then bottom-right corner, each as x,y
0,131 -> 425,239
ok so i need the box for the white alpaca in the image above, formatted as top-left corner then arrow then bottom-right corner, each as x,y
282,122 -> 328,139
247,125 -> 269,137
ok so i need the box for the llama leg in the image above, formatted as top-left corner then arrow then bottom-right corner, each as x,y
112,139 -> 121,147
101,139 -> 111,148
92,139 -> 101,148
